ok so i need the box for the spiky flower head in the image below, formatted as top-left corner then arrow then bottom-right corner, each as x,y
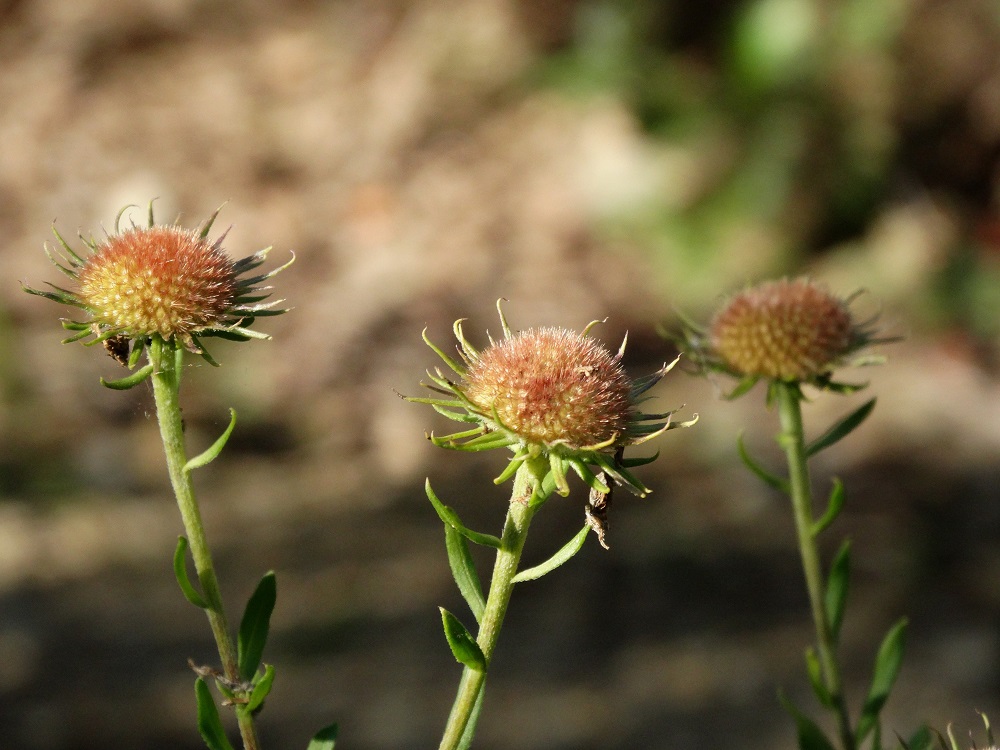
678,278 -> 890,394
409,300 -> 696,499
22,202 -> 293,373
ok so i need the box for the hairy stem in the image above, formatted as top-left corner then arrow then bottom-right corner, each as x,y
149,337 -> 261,750
438,462 -> 542,750
775,381 -> 854,750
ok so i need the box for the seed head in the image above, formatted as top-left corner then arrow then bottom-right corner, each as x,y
78,225 -> 238,341
463,327 -> 632,449
408,301 -> 696,498
22,202 -> 293,367
709,278 -> 862,382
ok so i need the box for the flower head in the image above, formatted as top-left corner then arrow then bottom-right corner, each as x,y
679,278 -> 890,393
409,301 -> 696,498
22,202 -> 293,368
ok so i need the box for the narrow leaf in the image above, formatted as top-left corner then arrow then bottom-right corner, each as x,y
512,524 -> 589,583
778,691 -> 837,750
737,433 -> 789,492
804,647 -> 833,708
238,571 -> 277,680
806,398 -> 876,457
240,664 -> 275,715
185,409 -> 237,471
856,618 -> 908,743
174,537 -> 208,609
440,608 -> 487,672
445,525 -> 486,623
425,479 -> 502,549
195,678 -> 235,750
825,540 -> 851,642
100,363 -> 154,390
812,478 -> 845,537
456,682 -> 485,750
307,724 -> 339,750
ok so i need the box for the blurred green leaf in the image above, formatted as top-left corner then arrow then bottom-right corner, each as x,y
195,678 -> 235,750
173,536 -> 208,609
306,723 -> 339,750
445,525 -> 486,623
238,571 -> 277,680
806,398 -> 876,457
825,540 -> 851,641
440,608 -> 486,672
856,618 -> 908,743
737,433 -> 789,492
812,479 -> 845,537
804,647 -> 833,708
779,690 -> 837,750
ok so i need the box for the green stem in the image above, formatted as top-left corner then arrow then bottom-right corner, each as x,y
149,337 -> 261,750
438,462 -> 542,750
775,382 -> 854,750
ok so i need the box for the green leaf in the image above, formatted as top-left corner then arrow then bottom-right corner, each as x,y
812,479 -> 845,537
173,537 -> 208,609
240,663 -> 275,716
778,691 -> 837,750
425,479 -> 502,549
825,540 -> 851,642
899,725 -> 936,750
306,723 -> 339,750
856,618 -> 908,743
440,607 -> 487,672
445,525 -> 486,623
195,678 -> 235,750
238,571 -> 277,680
806,398 -> 876,457
185,409 -> 237,471
100,363 -> 154,390
511,524 -> 589,583
737,433 -> 789,492
804,647 -> 833,708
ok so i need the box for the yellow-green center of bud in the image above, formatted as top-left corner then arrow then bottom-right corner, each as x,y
77,226 -> 237,340
710,278 -> 855,381
462,327 -> 632,448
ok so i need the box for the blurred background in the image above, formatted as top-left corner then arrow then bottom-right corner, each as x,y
3,0 -> 1000,747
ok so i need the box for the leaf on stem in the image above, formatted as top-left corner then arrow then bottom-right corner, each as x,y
804,647 -> 833,708
100,363 -> 154,390
306,723 -> 339,750
778,691 -> 837,750
240,663 -> 275,716
737,433 -> 789,492
425,479 -> 502,549
173,536 -> 208,609
805,398 -> 876,457
511,524 -> 589,583
856,617 -> 908,744
445,525 -> 486,623
195,677 -> 236,750
825,540 -> 851,643
238,571 -> 277,681
811,479 -> 845,537
185,408 -> 237,471
440,607 -> 487,672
